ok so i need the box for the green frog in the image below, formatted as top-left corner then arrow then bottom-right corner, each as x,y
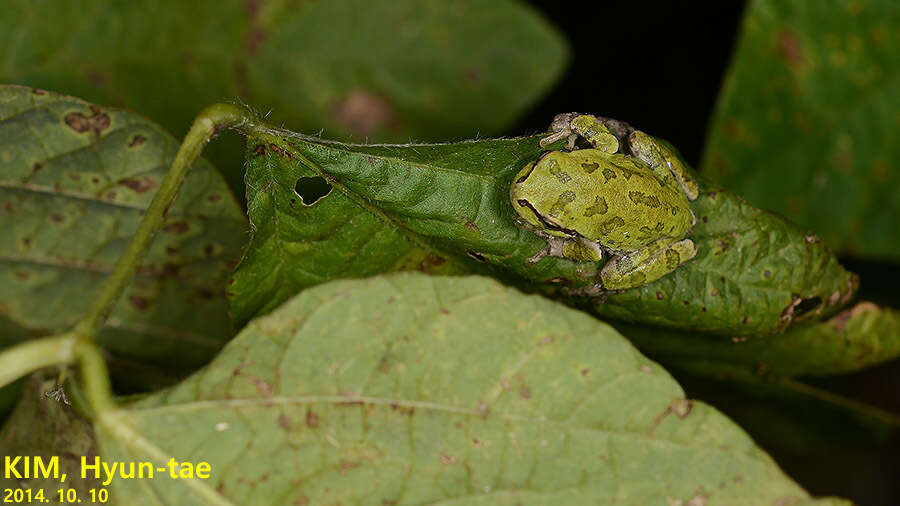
510,113 -> 700,290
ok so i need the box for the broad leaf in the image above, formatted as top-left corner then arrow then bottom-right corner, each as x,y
0,0 -> 568,195
702,0 -> 900,260
94,273 -> 845,504
229,125 -> 856,338
0,86 -> 247,384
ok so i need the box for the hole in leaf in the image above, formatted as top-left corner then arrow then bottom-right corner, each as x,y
793,296 -> 823,318
294,176 -> 332,205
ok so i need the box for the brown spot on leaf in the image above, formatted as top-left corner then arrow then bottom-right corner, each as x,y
129,134 -> 147,147
207,194 -> 221,202
32,162 -> 42,172
120,177 -> 157,193
581,368 -> 589,376
829,302 -> 878,331
163,221 -> 190,234
538,336 -> 555,346
333,90 -> 397,137
50,214 -> 63,223
32,88 -> 46,95
278,414 -> 292,430
14,270 -> 29,280
439,453 -> 458,465
305,410 -> 320,428
778,29 -> 808,69
253,144 -> 266,156
129,295 -> 150,310
519,386 -> 532,399
64,107 -> 110,136
268,143 -> 292,159
764,269 -> 772,278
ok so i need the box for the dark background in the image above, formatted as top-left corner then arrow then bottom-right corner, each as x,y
519,2 -> 900,505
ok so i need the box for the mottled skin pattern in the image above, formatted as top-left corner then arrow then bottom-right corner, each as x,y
511,114 -> 699,290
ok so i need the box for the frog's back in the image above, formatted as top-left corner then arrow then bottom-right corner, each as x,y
554,150 -> 694,251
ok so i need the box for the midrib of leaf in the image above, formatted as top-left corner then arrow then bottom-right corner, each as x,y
98,410 -> 234,506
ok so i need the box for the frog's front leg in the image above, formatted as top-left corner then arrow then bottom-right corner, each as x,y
600,237 -> 697,290
628,130 -> 700,200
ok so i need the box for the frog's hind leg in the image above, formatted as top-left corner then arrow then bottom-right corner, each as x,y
628,130 -> 700,200
600,237 -> 696,290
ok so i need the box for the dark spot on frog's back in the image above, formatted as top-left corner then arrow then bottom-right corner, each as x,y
600,216 -> 625,235
601,167 -> 616,183
583,196 -> 608,217
581,161 -> 599,173
628,191 -> 661,208
549,191 -> 576,217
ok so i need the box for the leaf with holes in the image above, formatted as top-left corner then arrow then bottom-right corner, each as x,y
92,273 -> 847,505
0,0 -> 568,196
702,0 -> 900,260
228,124 -> 856,339
0,86 -> 247,388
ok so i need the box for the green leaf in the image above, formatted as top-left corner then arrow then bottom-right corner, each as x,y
702,0 -> 900,260
94,273 -> 845,504
0,86 -> 247,384
229,126 -> 857,337
618,302 -> 900,378
0,0 -> 568,194
0,374 -> 101,495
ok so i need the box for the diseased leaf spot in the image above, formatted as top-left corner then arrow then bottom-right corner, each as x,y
207,194 -> 221,202
50,214 -> 63,223
128,134 -> 146,147
294,176 -> 332,205
64,107 -> 110,136
163,221 -> 190,234
253,144 -> 266,156
764,269 -> 772,278
656,291 -> 665,300
268,143 -> 292,159
129,295 -> 150,310
120,177 -> 157,193
333,90 -> 397,137
32,163 -> 42,172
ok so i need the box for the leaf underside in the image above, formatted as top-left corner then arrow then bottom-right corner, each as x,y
98,274 -> 845,505
0,85 -> 247,384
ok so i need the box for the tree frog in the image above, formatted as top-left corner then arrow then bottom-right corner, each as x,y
510,113 -> 700,290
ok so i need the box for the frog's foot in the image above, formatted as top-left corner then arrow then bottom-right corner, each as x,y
628,130 -> 699,201
600,238 -> 696,290
540,112 -> 581,148
540,113 -> 620,153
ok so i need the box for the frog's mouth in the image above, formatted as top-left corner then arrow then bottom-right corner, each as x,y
516,199 -> 581,238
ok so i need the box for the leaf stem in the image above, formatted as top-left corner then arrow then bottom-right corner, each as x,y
72,103 -> 252,341
0,334 -> 78,389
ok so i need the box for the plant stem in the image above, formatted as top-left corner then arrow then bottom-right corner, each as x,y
73,103 -> 251,341
73,340 -> 116,414
0,334 -> 78,389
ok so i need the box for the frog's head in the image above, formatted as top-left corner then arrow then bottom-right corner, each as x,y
509,153 -> 573,239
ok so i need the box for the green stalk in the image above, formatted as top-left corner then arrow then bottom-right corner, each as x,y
0,334 -> 78,389
73,103 -> 251,340
0,104 -> 253,407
